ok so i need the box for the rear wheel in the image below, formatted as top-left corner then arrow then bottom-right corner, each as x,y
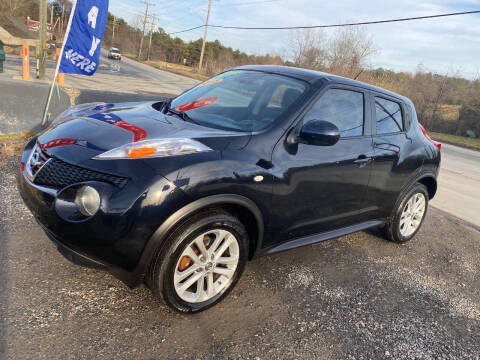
150,211 -> 248,312
384,183 -> 429,243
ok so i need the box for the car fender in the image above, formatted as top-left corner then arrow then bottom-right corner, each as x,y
389,170 -> 438,219
134,194 -> 264,278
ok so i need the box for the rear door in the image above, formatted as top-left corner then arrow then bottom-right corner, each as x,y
268,85 -> 374,245
367,93 -> 423,218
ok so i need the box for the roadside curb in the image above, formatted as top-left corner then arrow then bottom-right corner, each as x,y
430,206 -> 480,233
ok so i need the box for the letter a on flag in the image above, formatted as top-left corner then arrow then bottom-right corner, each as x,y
58,0 -> 109,76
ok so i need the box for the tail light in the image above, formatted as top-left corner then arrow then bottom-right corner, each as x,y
419,124 -> 441,151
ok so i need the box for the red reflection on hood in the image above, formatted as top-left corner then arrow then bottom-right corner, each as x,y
40,138 -> 76,149
175,97 -> 218,112
114,120 -> 147,142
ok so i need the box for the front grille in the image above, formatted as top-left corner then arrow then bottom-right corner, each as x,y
27,144 -> 50,177
34,158 -> 129,189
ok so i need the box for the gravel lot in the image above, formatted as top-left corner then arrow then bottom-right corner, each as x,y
1,152 -> 480,360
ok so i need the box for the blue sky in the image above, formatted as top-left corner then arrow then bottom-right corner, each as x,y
109,0 -> 480,78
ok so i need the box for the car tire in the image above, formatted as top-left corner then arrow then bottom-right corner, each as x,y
384,183 -> 429,243
149,210 -> 249,313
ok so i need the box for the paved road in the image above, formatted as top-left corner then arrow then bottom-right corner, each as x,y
1,152 -> 479,359
98,50 -> 198,88
4,50 -> 198,91
431,144 -> 480,228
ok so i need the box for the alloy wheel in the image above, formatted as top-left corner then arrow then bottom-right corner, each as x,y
399,192 -> 426,237
173,229 -> 239,303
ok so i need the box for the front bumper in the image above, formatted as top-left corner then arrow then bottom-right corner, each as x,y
38,219 -> 106,269
18,170 -> 144,287
37,219 -> 143,287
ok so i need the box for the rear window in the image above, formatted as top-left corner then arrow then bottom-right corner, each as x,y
375,97 -> 403,134
169,70 -> 307,132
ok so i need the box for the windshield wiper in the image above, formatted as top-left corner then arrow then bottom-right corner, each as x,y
169,108 -> 197,124
164,100 -> 197,124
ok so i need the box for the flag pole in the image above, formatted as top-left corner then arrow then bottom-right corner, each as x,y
41,0 -> 77,127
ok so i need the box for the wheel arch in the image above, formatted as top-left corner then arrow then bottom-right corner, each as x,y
417,175 -> 437,200
388,171 -> 437,221
135,194 -> 264,278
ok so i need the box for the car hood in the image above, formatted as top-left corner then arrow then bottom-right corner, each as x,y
37,101 -> 250,164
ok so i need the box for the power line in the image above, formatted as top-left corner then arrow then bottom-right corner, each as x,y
166,9 -> 480,35
168,24 -> 205,35
213,0 -> 282,7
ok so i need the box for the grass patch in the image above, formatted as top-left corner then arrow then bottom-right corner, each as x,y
0,131 -> 34,166
0,131 -> 34,142
430,132 -> 480,151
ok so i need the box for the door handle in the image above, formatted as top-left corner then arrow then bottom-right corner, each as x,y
354,156 -> 372,168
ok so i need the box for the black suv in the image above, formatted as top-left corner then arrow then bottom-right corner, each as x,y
18,66 -> 441,312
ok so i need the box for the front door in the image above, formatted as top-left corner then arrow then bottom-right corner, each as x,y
267,86 -> 374,246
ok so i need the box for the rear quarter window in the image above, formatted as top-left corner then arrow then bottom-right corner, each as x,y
375,97 -> 403,134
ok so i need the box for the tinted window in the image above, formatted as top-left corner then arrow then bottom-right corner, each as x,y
375,97 -> 403,134
304,89 -> 364,137
169,70 -> 306,132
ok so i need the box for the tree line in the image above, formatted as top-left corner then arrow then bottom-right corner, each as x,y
1,0 -> 478,137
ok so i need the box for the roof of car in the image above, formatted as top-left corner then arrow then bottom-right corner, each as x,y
110,47 -> 120,51
233,65 -> 410,103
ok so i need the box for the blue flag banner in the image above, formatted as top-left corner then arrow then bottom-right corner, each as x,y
58,0 -> 109,76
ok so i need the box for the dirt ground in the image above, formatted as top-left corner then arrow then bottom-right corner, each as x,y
1,151 -> 479,360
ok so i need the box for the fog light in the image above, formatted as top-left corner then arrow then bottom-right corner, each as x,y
75,185 -> 100,216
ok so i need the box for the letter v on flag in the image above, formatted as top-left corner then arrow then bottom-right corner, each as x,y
58,0 -> 109,76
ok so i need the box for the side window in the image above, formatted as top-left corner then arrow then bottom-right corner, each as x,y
375,97 -> 403,134
304,88 -> 364,137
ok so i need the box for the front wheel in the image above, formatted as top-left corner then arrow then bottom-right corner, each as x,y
150,211 -> 249,312
384,183 -> 429,243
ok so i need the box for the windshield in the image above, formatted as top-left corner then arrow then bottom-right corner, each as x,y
169,70 -> 307,132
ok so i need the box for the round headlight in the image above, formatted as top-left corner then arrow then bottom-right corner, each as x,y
75,185 -> 100,217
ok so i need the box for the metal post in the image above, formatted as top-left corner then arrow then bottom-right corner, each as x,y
41,0 -> 77,126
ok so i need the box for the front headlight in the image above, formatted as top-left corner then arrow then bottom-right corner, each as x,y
94,138 -> 212,160
75,186 -> 101,216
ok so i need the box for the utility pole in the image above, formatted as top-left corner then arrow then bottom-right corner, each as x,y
39,0 -> 47,80
50,1 -> 54,25
147,15 -> 157,61
138,1 -> 155,60
60,4 -> 65,36
198,0 -> 214,72
111,15 -> 117,46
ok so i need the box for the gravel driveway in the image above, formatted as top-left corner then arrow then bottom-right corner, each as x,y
1,153 -> 479,360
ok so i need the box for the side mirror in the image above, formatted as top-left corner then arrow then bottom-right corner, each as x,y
298,120 -> 340,146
